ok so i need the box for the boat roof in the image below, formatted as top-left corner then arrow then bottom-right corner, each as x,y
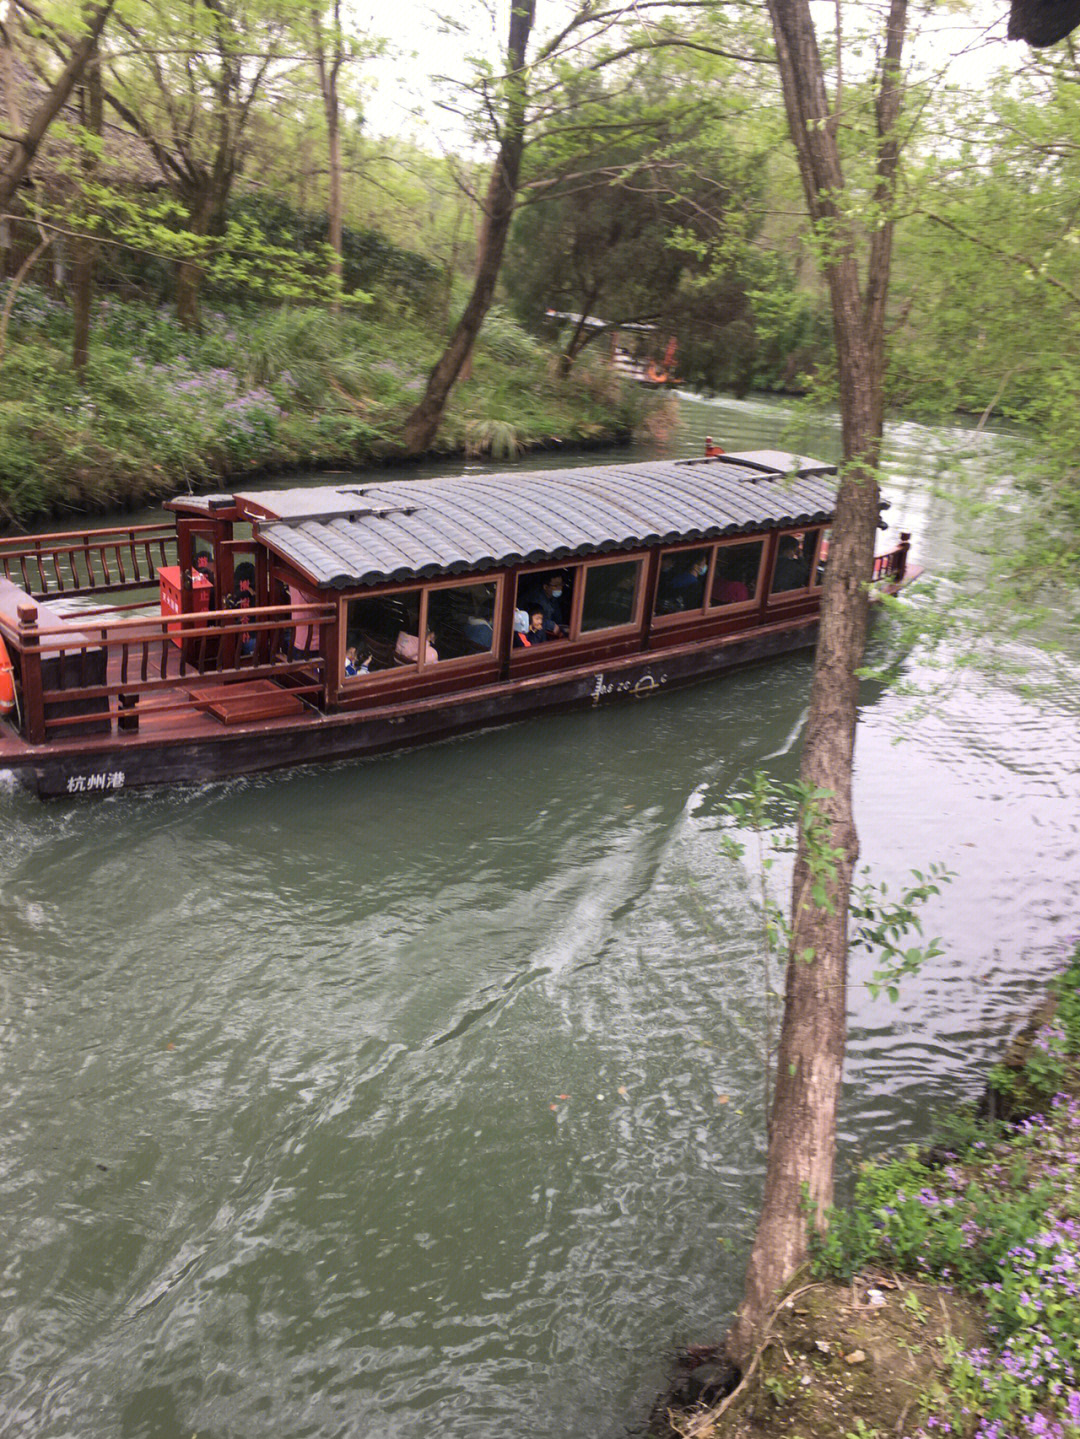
225,451 -> 838,590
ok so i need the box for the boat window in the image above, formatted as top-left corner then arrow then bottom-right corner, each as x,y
813,528 -> 830,586
224,550 -> 258,660
345,588 -> 425,674
580,558 -> 642,633
710,540 -> 765,607
656,548 -> 710,615
514,568 -> 576,643
769,533 -> 813,594
426,580 -> 498,660
192,535 -> 216,589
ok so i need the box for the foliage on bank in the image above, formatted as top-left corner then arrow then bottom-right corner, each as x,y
814,945 -> 1080,1439
671,945 -> 1080,1439
0,290 -> 649,527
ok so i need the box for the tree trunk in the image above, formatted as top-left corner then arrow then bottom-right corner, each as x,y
312,3 -> 344,314
399,0 -> 536,456
0,230 -> 51,368
175,189 -> 218,331
72,35 -> 102,379
0,0 -> 116,212
727,0 -> 907,1367
559,295 -> 602,376
176,246 -> 204,330
3,0 -> 22,144
326,98 -> 343,309
728,437 -> 880,1365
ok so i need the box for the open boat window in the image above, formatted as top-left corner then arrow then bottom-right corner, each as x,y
769,532 -> 814,595
656,548 -> 710,615
426,579 -> 500,660
223,549 -> 258,661
191,534 -> 216,590
345,587 -> 425,675
710,540 -> 765,608
579,557 -> 643,634
514,567 -> 577,643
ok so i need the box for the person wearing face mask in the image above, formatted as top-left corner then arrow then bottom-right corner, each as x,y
522,572 -> 570,639
667,555 -> 708,609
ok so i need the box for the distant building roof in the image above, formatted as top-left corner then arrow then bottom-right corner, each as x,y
545,309 -> 657,332
234,452 -> 838,591
4,55 -> 165,192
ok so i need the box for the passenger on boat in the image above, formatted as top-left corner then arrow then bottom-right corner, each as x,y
228,562 -> 257,655
527,610 -> 553,643
771,535 -> 811,593
395,628 -> 438,664
465,613 -> 494,650
666,556 -> 708,608
512,609 -> 531,647
344,646 -> 371,677
522,574 -> 569,638
714,575 -> 750,605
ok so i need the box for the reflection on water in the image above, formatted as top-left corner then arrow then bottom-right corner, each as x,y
2,396 -> 1079,1438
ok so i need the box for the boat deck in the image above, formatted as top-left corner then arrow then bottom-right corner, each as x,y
0,612 -> 329,764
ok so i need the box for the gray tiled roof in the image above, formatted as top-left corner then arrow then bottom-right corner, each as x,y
240,452 -> 838,590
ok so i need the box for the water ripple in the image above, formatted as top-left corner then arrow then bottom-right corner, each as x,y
3,405 -> 1079,1438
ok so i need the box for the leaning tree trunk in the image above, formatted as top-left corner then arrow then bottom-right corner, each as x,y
727,0 -> 906,1368
558,293 -> 601,376
399,0 -> 535,456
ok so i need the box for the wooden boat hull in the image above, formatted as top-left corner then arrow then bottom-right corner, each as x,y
2,615 -> 818,798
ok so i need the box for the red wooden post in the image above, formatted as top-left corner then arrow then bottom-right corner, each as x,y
895,531 -> 911,581
496,569 -> 517,681
17,601 -> 46,744
640,547 -> 662,651
322,602 -> 341,702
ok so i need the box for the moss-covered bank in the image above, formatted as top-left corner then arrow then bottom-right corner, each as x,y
0,292 -> 663,529
661,943 -> 1080,1439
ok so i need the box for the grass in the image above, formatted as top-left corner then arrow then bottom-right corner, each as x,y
0,289 -> 648,527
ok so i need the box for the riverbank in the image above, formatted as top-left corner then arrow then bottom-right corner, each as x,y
662,943 -> 1080,1439
0,292 -> 662,529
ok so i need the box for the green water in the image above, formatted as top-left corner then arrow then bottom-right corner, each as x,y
2,395 -> 1078,1438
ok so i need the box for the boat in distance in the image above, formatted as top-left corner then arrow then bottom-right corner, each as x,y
0,448 -> 914,798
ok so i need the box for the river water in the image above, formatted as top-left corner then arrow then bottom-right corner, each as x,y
2,395 -> 1079,1439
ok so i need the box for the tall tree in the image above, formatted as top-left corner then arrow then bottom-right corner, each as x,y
727,0 -> 909,1364
399,0 -> 768,454
399,0 -> 535,455
504,63 -> 754,375
102,0 -> 297,326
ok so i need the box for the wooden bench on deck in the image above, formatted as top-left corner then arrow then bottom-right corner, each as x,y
189,679 -> 307,726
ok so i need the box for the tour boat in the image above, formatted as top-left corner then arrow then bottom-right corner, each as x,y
0,449 -> 914,798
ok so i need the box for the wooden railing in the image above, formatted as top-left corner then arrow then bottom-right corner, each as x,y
2,600 -> 335,744
871,532 -> 911,585
0,523 -> 178,598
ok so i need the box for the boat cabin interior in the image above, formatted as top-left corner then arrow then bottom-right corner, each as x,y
0,450 -> 911,764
